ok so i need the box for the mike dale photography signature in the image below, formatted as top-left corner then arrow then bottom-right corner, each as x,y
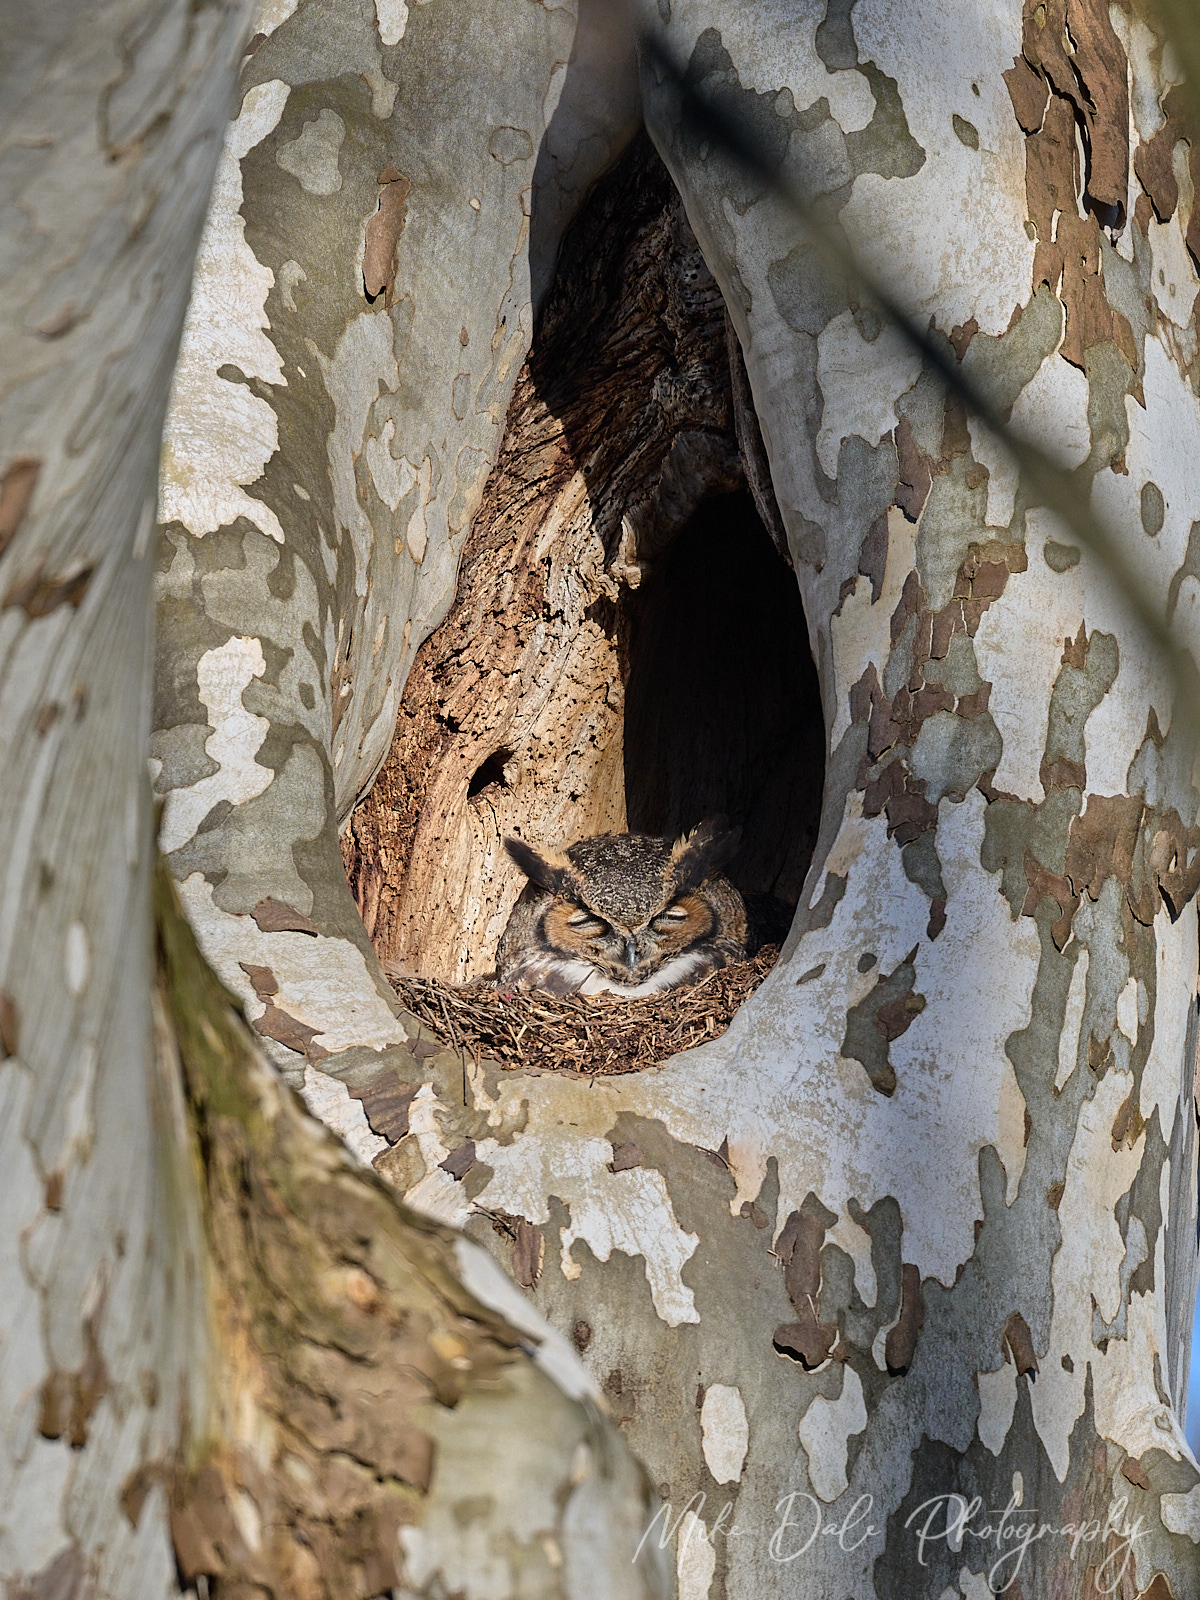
634,1488 -> 1149,1593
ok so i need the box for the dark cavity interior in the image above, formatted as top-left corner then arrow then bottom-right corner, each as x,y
622,488 -> 823,910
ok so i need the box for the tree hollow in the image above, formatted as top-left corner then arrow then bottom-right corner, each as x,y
343,135 -> 824,984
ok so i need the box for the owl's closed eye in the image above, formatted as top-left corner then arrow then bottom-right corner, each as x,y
495,818 -> 747,996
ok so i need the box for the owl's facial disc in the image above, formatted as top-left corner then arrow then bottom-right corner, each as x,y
542,892 -> 716,988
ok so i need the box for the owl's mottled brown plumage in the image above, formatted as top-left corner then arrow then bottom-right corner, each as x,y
496,819 -> 747,996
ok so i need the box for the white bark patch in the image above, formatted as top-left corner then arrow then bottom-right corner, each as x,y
1162,1485 -> 1200,1542
59,1042 -> 98,1169
966,417 -> 1019,530
676,1511 -> 716,1600
453,1237 -> 603,1405
890,791 -> 1030,1208
374,0 -> 408,46
1115,977 -> 1139,1046
159,80 -> 289,545
472,1134 -> 701,1326
667,0 -> 873,130
1148,195 -> 1200,327
797,1364 -> 867,1502
827,1210 -> 876,1308
1008,355 -> 1091,468
1093,338 -> 1200,669
1110,9 -> 1175,141
316,311 -> 400,598
402,1084 -> 472,1227
299,1066 -> 387,1166
829,508 -> 917,750
1142,903 -> 1195,1129
159,637 -> 271,854
406,455 -> 434,562
275,108 -> 345,195
176,874 -> 408,1055
279,258 -> 307,311
365,418 -> 417,511
972,563 -> 1077,802
700,1385 -> 749,1484
975,1355 -> 1018,1456
843,0 -> 1035,332
64,921 -> 89,996
1030,1066 -> 1159,1480
1054,946 -> 1089,1093
815,311 -> 922,477
253,0 -> 300,36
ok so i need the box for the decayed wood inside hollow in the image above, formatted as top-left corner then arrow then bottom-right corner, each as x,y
343,134 -> 824,984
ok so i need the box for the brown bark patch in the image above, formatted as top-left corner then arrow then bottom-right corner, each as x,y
252,896 -> 319,935
37,1313 -> 108,1448
252,1002 -> 329,1061
1134,126 -> 1180,224
1020,0 -> 1128,222
362,169 -> 409,307
773,1209 -> 840,1369
1161,85 -> 1200,272
0,455 -> 41,556
0,988 -> 18,1057
1110,1087 -> 1146,1151
894,416 -> 933,521
1136,1575 -> 1177,1600
1002,1311 -> 1039,1378
885,1263 -> 925,1375
1004,52 -> 1050,134
349,1075 -> 419,1142
511,1220 -> 544,1288
439,1141 -> 476,1180
1007,1 -> 1142,373
2,559 -> 94,618
1021,848 -> 1080,951
610,1140 -> 643,1172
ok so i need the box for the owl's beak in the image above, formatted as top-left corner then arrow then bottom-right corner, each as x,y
624,937 -> 637,971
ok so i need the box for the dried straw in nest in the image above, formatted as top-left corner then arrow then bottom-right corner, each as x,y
385,946 -> 780,1077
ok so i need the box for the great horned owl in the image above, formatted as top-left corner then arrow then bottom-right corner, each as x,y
496,818 -> 747,996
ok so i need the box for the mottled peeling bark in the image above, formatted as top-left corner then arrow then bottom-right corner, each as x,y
151,0 -> 1200,1597
0,2 -> 665,1597
0,3 -> 253,1591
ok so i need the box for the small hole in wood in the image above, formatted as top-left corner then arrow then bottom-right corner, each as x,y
468,750 -> 511,798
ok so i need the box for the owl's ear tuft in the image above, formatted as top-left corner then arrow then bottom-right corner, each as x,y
505,836 -> 581,897
669,816 -> 741,891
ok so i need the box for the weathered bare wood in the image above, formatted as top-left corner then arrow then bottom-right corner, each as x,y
158,866 -> 667,1600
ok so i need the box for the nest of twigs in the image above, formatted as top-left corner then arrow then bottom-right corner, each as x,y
386,946 -> 780,1076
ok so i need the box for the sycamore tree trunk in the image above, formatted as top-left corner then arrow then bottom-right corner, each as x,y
0,3 -> 665,1598
148,0 -> 1200,1597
